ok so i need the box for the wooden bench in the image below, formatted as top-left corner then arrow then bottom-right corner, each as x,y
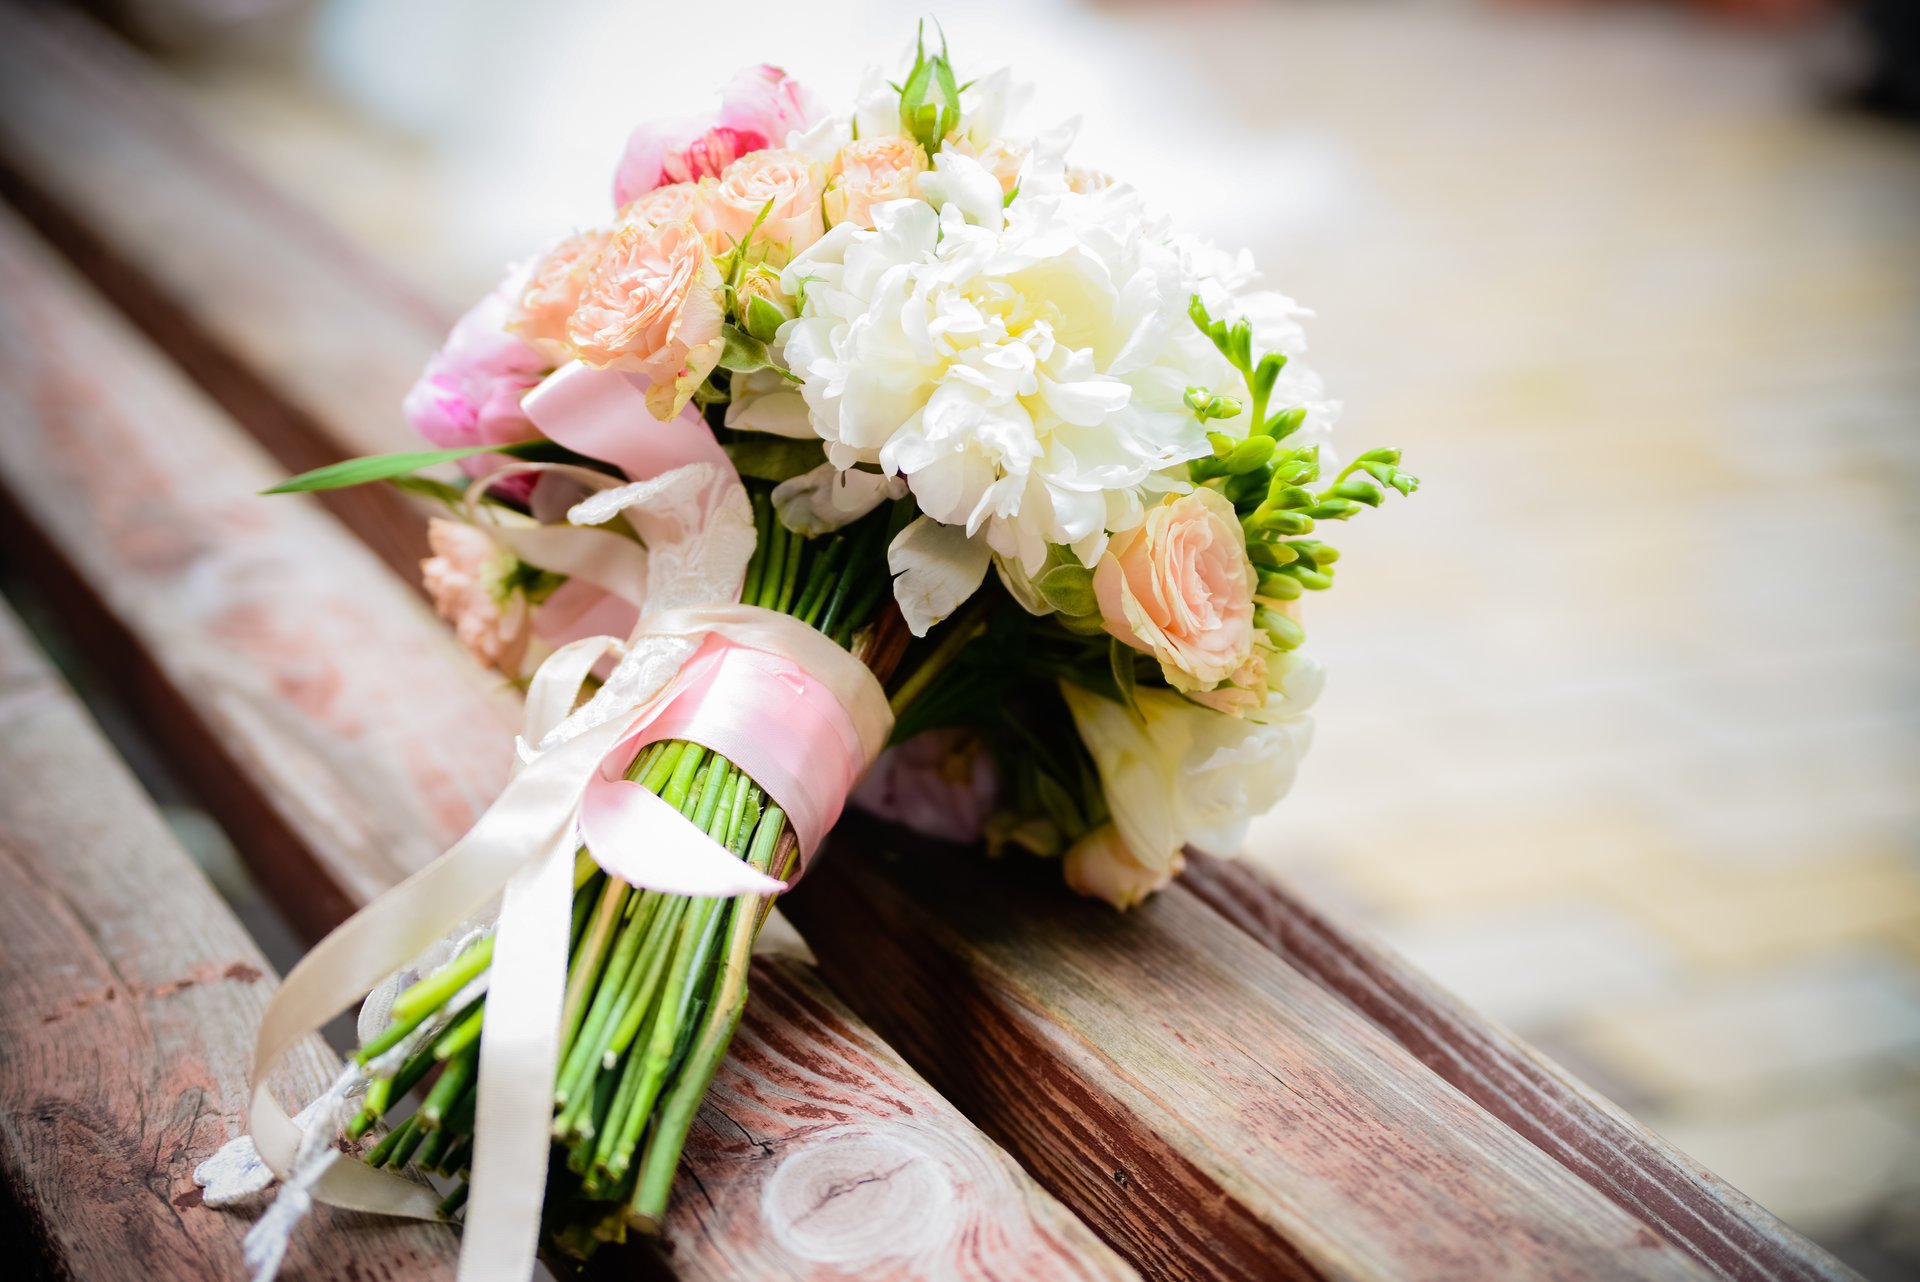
0,6 -> 1859,1280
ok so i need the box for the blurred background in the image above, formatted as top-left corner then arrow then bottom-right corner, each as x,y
54,0 -> 1920,1274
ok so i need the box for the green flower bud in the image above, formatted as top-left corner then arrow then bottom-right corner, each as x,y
1257,608 -> 1305,650
1264,406 -> 1308,439
1225,436 -> 1276,474
1257,571 -> 1303,600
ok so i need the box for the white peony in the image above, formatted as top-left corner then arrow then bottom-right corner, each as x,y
780,156 -> 1225,631
1060,680 -> 1317,869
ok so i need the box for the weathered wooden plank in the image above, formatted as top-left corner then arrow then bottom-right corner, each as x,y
785,825 -> 1727,1282
0,9 -> 1855,1281
0,598 -> 460,1281
1179,853 -> 1858,1282
0,206 -> 1134,1282
0,1 -> 442,577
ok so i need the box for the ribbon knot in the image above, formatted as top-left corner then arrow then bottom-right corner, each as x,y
230,364 -> 892,1282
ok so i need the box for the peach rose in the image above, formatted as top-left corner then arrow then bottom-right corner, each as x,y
566,220 -> 725,420
1094,487 -> 1257,692
1063,823 -> 1184,910
617,181 -> 711,232
823,137 -> 928,230
508,229 -> 608,364
953,137 -> 1024,196
698,149 -> 824,260
421,519 -> 528,674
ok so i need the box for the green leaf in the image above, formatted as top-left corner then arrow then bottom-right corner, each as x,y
1034,563 -> 1098,616
717,324 -> 776,374
262,441 -> 546,495
389,474 -> 472,508
721,438 -> 826,483
743,294 -> 790,344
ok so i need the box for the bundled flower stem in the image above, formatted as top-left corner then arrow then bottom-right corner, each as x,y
345,489 -> 912,1253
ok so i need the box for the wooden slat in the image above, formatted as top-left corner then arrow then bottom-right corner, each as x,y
0,598 -> 460,1280
0,8 -> 1856,1281
0,1 -> 441,577
786,827 -> 1729,1282
1180,854 -> 1856,1282
0,206 -> 1133,1281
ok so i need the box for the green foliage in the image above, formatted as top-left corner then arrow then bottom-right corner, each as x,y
262,440 -> 555,495
1180,294 -> 1422,644
721,438 -> 826,482
896,22 -> 962,154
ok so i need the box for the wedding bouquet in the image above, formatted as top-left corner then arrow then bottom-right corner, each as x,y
202,27 -> 1415,1282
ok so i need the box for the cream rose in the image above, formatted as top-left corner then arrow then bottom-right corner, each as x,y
1061,683 -> 1315,869
1063,824 -> 1184,910
1094,488 -> 1257,691
823,137 -> 928,230
566,220 -> 725,419
507,229 -> 607,364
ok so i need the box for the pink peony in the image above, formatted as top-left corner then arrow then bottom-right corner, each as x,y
565,220 -> 725,420
403,271 -> 550,502
1094,487 -> 1258,692
612,65 -> 819,208
852,727 -> 1000,842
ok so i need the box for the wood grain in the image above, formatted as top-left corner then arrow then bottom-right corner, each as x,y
0,598 -> 460,1281
787,823 -> 1723,1282
1179,853 -> 1858,1282
0,0 -> 445,577
0,206 -> 1134,1282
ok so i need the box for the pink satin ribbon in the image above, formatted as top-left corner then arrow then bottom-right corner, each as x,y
523,361 -> 731,482
518,360 -> 873,896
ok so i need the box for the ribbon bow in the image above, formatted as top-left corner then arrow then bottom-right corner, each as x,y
232,364 -> 892,1282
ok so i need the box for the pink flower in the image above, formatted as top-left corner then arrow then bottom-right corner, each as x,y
1063,823 -> 1184,910
507,229 -> 608,365
1094,487 -> 1258,692
403,271 -> 550,502
698,149 -> 825,260
823,137 -> 928,231
612,64 -> 819,207
853,728 -> 999,842
420,518 -> 528,674
566,220 -> 725,420
618,181 -> 711,232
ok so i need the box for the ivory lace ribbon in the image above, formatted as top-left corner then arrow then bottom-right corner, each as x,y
231,364 -> 894,1282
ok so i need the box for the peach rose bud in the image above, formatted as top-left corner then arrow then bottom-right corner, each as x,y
1094,487 -> 1258,692
508,229 -> 609,365
823,137 -> 929,230
566,219 -> 726,420
617,181 -> 711,233
421,518 -> 528,675
1063,824 -> 1184,910
698,149 -> 825,261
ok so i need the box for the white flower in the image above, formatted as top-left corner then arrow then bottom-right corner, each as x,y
1060,681 -> 1316,868
724,367 -> 815,439
772,462 -> 905,535
781,163 -> 1219,627
888,514 -> 992,634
